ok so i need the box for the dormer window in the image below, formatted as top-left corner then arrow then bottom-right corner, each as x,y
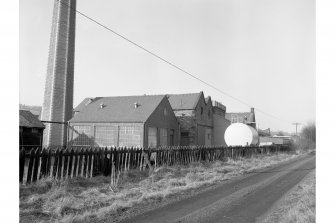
99,103 -> 105,109
134,102 -> 140,108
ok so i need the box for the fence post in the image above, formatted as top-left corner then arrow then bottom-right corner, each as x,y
85,148 -> 90,178
39,148 -> 47,179
19,149 -> 25,183
26,148 -> 35,184
69,149 -> 75,178
64,148 -> 69,180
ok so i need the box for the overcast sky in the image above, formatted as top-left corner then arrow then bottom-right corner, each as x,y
20,0 -> 315,133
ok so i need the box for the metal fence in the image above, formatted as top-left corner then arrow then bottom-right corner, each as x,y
19,145 -> 290,185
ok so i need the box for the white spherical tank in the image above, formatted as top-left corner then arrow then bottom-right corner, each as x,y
224,123 -> 259,146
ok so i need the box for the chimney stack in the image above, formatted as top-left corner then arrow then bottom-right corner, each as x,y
251,107 -> 255,113
41,0 -> 77,147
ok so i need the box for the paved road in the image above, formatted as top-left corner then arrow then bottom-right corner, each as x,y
121,153 -> 315,223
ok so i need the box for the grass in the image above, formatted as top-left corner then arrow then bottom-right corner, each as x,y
20,152 -> 300,223
260,170 -> 315,223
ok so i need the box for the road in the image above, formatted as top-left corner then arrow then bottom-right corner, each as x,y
121,153 -> 315,223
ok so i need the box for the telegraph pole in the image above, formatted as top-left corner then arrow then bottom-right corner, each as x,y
292,123 -> 302,136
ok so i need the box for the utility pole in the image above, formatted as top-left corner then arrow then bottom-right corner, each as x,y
292,123 -> 302,136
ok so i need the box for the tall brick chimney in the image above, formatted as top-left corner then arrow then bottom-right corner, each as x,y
41,0 -> 76,147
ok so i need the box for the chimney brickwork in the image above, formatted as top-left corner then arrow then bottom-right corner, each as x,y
41,0 -> 76,147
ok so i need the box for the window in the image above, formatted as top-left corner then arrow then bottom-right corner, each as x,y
94,126 -> 117,147
164,108 -> 168,116
208,110 -> 211,119
71,125 -> 92,146
119,126 -> 141,147
181,132 -> 189,137
159,128 -> 168,146
231,114 -> 238,123
31,128 -> 38,133
148,127 -> 157,148
201,107 -> 204,115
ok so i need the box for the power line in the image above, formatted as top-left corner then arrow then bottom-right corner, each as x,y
56,0 -> 291,124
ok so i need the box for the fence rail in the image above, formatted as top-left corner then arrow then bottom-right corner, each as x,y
19,145 -> 290,185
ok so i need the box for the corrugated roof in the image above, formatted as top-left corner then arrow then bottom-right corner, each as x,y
167,92 -> 202,110
19,110 -> 45,128
70,95 -> 166,123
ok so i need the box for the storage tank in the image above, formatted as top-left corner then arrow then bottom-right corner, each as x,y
224,123 -> 259,146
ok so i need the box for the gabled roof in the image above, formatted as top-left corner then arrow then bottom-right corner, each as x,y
19,110 -> 44,128
19,104 -> 42,118
70,95 -> 166,123
73,97 -> 102,112
167,92 -> 202,110
205,96 -> 211,104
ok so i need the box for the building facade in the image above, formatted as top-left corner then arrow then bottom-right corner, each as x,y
168,92 -> 213,146
225,107 -> 256,129
68,95 -> 179,148
212,101 -> 231,146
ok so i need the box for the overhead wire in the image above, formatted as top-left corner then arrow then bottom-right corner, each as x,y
56,0 -> 291,125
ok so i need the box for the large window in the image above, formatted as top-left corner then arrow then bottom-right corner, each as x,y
94,126 -> 117,147
71,125 -> 92,146
148,127 -> 157,148
119,126 -> 141,147
231,114 -> 238,123
159,128 -> 168,146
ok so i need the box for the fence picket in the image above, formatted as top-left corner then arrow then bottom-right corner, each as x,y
19,149 -> 25,183
26,149 -> 35,184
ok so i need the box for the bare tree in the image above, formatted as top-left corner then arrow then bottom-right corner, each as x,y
300,122 -> 316,143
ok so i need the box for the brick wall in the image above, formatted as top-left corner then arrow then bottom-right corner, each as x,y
41,0 -> 76,147
174,93 -> 214,146
145,97 -> 180,147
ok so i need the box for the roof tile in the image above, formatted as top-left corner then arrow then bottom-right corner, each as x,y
70,95 -> 166,123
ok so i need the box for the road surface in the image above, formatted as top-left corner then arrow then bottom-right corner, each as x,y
121,152 -> 315,223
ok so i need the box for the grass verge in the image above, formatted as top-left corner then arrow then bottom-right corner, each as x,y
20,152 -> 300,223
260,169 -> 315,223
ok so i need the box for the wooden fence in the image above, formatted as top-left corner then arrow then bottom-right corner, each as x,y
19,145 -> 290,185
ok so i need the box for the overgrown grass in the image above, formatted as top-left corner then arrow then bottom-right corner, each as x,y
260,170 -> 315,223
20,152 -> 300,223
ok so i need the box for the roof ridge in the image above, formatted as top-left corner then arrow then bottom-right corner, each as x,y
226,112 -> 252,114
92,94 -> 166,99
166,92 -> 201,96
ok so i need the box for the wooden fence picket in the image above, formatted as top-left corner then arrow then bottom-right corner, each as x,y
19,149 -> 25,183
19,144 -> 290,184
26,149 -> 35,184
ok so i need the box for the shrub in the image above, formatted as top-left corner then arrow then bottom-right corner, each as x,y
294,122 -> 316,152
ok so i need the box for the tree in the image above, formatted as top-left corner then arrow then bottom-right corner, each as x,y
294,122 -> 316,151
300,122 -> 316,143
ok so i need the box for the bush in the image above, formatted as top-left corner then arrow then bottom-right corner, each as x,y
294,122 -> 316,152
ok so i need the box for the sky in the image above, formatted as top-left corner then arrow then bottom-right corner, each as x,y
19,0 -> 315,133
